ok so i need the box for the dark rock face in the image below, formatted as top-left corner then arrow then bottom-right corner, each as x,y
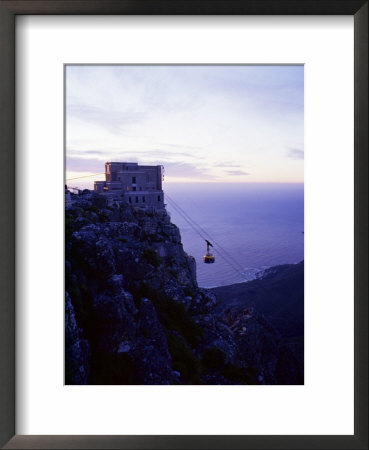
211,262 -> 304,384
132,298 -> 174,384
65,292 -> 90,384
65,193 -> 304,385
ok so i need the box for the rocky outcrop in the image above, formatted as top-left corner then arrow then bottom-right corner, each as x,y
65,192 -> 303,385
65,292 -> 90,384
211,262 -> 304,384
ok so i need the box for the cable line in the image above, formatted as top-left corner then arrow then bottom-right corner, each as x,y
66,172 -> 105,181
165,193 -> 246,274
165,194 -> 246,280
166,198 -> 244,279
166,193 -> 244,271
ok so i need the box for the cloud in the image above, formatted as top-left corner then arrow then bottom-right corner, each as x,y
66,156 -> 106,174
225,170 -> 249,176
214,161 -> 242,168
66,66 -> 304,183
66,155 -> 217,182
163,161 -> 216,179
67,148 -> 106,156
159,143 -> 202,151
92,148 -> 205,164
287,148 -> 304,159
66,148 -> 205,170
67,105 -> 147,135
135,149 -> 198,160
81,150 -> 105,155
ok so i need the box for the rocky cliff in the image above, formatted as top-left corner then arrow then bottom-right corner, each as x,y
65,192 -> 303,385
211,262 -> 304,384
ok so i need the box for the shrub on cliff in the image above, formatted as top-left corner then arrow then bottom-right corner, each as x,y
201,346 -> 255,384
142,247 -> 160,268
165,332 -> 200,384
132,283 -> 203,347
65,213 -> 74,242
201,347 -> 226,371
89,351 -> 135,385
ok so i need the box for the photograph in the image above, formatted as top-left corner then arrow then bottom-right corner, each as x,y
65,64 -> 304,385
1,1 -> 366,446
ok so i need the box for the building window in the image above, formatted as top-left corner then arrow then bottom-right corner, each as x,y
158,195 -> 161,202
132,176 -> 136,183
129,197 -> 132,203
133,186 -> 136,191
143,196 -> 145,203
139,186 -> 142,191
136,196 -> 139,203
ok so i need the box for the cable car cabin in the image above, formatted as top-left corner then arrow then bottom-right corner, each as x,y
203,254 -> 215,264
203,239 -> 215,264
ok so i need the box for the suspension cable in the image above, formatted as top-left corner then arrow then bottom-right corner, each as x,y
165,195 -> 246,280
166,198 -> 244,279
165,193 -> 246,274
66,172 -> 105,181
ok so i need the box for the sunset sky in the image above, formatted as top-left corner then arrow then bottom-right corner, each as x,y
66,65 -> 304,187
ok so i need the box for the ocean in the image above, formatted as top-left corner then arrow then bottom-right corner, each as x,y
164,183 -> 304,288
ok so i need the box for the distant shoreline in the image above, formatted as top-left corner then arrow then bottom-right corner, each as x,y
200,261 -> 303,290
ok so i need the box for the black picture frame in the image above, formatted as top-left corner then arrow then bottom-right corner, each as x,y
0,1 -> 367,449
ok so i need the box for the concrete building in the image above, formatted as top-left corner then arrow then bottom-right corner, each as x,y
94,162 -> 164,208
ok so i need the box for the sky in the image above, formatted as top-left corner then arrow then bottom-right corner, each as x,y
66,65 -> 304,187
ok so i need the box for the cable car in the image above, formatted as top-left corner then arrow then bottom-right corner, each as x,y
203,239 -> 215,264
